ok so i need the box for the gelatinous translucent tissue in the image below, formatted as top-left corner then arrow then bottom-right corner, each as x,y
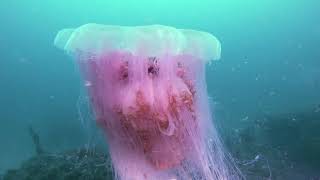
54,24 -> 240,180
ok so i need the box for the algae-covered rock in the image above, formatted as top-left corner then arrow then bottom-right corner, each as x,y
3,148 -> 113,180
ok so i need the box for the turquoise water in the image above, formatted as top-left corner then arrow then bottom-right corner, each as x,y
0,0 -> 319,179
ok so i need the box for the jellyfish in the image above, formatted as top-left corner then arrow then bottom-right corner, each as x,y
54,24 -> 241,180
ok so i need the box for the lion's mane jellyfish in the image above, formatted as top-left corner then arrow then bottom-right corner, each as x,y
54,24 -> 240,180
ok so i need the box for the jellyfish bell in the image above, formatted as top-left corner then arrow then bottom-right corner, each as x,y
54,24 -> 240,180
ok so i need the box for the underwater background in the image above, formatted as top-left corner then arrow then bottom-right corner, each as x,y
0,0 -> 319,179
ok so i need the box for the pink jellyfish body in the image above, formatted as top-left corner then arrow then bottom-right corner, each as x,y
54,24 -> 240,180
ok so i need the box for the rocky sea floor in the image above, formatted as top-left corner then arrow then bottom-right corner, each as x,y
1,110 -> 320,180
1,148 -> 113,180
